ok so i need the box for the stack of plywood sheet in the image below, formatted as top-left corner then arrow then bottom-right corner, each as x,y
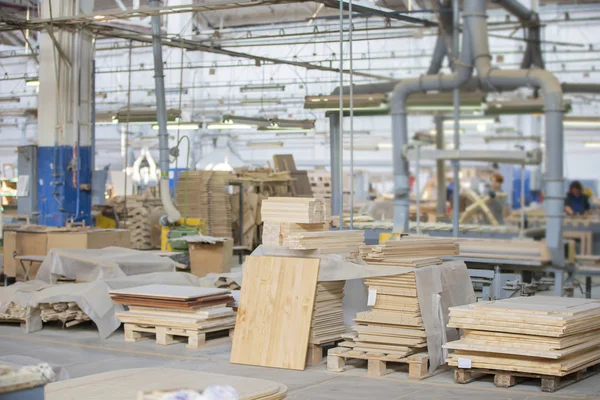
326,270 -> 431,379
457,238 -> 550,263
175,171 -> 232,237
260,197 -> 330,224
283,230 -> 365,252
359,236 -> 457,266
310,281 -> 345,345
262,222 -> 327,247
350,272 -> 428,359
445,296 -> 600,378
111,284 -> 236,349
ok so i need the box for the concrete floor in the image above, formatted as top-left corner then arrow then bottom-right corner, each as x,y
1,323 -> 600,399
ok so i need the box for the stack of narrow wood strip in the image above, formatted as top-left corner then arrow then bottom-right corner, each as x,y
40,302 -> 91,328
310,281 -> 346,345
360,236 -> 457,267
260,197 -> 330,224
457,238 -> 550,262
0,303 -> 26,322
111,285 -> 236,348
346,272 -> 428,359
175,171 -> 232,237
262,222 -> 327,247
445,296 -> 600,376
283,230 -> 365,252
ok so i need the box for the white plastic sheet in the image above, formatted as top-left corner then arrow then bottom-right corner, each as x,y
36,247 -> 179,283
0,272 -> 210,338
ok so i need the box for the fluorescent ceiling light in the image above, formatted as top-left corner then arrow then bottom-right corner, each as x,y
344,145 -> 378,151
240,84 -> 285,92
152,123 -> 201,131
408,105 -> 484,112
112,108 -> 181,124
565,117 -> 600,128
485,99 -> 572,115
25,78 -> 39,87
261,118 -> 315,131
429,129 -> 466,135
377,142 -> 393,150
240,99 -> 281,105
247,141 -> 284,148
207,123 -> 253,130
305,94 -> 387,110
93,15 -> 105,20
0,97 -> 20,104
584,142 -> 600,148
443,117 -> 497,125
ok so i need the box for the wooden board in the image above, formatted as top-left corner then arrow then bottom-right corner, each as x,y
230,256 -> 320,370
45,368 -> 287,400
109,285 -> 229,300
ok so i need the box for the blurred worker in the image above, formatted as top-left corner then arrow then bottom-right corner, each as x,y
488,172 -> 508,224
564,180 -> 591,216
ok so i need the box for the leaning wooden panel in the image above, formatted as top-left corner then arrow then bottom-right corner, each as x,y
230,255 -> 320,370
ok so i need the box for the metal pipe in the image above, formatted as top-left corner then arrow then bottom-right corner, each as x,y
329,113 -> 342,218
72,0 -> 82,221
390,26 -> 473,232
562,83 -> 600,93
435,116 -> 446,215
451,0 -> 460,238
464,0 -> 565,270
150,0 -> 181,223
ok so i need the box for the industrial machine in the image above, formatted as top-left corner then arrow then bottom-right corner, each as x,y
160,217 -> 207,252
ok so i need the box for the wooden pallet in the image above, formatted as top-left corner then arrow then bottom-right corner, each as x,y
327,347 -> 429,379
306,339 -> 343,367
453,363 -> 600,393
124,323 -> 234,349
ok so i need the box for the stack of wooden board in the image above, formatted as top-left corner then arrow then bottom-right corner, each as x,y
111,284 -> 236,349
349,273 -> 428,358
326,271 -> 430,379
262,222 -> 327,247
457,238 -> 550,263
445,297 -> 600,379
0,303 -> 25,323
359,236 -> 457,267
310,281 -> 345,345
283,230 -> 365,252
260,197 -> 330,224
175,171 -> 232,237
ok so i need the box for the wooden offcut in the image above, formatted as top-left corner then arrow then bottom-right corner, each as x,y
230,256 -> 320,370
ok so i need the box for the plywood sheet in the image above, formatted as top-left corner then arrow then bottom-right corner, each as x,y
109,284 -> 229,300
45,368 -> 286,400
230,255 -> 320,370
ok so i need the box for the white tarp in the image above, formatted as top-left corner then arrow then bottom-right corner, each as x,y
35,247 -> 179,283
0,272 -> 211,338
248,246 -> 475,372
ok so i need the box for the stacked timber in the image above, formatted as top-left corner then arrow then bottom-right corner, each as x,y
457,238 -> 550,263
175,171 -> 232,237
109,195 -> 164,249
445,296 -> 600,377
283,230 -> 365,253
359,236 -> 457,266
346,272 -> 428,359
262,222 -> 327,247
260,197 -> 330,224
111,284 -> 236,348
310,281 -> 346,345
40,302 -> 91,328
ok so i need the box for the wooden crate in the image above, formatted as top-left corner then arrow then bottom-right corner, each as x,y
453,363 -> 600,393
327,347 -> 429,379
124,323 -> 234,349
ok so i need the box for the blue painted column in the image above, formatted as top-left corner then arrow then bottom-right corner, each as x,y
37,0 -> 93,226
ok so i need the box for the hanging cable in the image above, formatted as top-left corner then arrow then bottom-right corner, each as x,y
338,0 -> 344,230
176,135 -> 191,221
349,0 -> 354,230
123,40 -> 133,224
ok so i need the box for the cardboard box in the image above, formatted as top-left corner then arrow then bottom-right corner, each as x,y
4,228 -> 131,279
188,238 -> 233,278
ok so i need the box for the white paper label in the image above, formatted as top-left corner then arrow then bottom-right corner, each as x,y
367,289 -> 377,306
17,175 -> 29,197
457,357 -> 472,369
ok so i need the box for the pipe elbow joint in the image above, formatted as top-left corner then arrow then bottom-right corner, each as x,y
390,81 -> 412,114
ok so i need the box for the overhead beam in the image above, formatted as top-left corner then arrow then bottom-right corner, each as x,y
319,0 -> 437,27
